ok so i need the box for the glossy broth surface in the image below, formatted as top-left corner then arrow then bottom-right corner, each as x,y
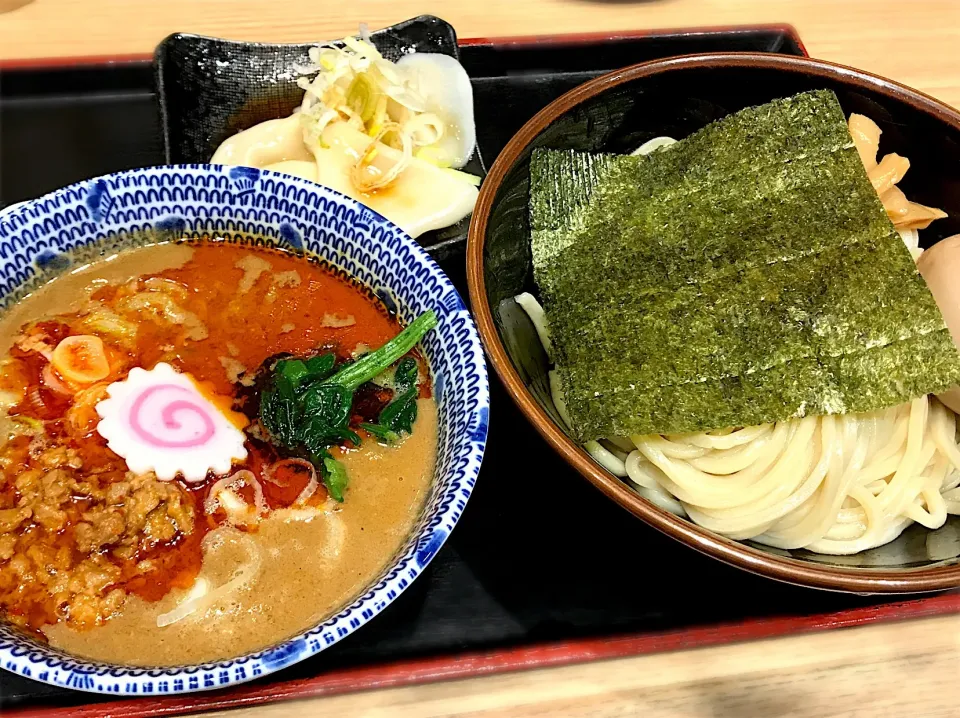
0,240 -> 436,665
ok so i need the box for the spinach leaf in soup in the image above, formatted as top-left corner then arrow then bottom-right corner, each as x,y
257,310 -> 437,501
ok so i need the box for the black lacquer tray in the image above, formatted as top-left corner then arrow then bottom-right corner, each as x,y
6,23 -> 953,718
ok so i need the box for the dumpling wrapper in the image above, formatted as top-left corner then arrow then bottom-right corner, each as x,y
210,115 -> 311,167
296,122 -> 477,238
262,160 -> 318,183
396,52 -> 477,169
220,119 -> 478,238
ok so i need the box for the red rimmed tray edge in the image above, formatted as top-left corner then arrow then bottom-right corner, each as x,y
0,23 -> 806,71
8,591 -> 960,718
457,22 -> 806,54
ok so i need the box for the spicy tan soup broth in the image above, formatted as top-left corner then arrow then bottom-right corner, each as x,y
0,241 -> 436,665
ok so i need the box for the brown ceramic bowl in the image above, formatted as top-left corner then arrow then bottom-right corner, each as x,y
467,53 -> 960,593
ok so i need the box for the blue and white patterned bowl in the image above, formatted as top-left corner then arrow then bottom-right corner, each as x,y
0,165 -> 489,695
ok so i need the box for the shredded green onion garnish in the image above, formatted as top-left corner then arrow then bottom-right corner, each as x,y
295,31 -> 474,193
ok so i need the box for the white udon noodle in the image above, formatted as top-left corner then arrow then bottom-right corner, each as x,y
518,135 -> 960,555
523,294 -> 960,555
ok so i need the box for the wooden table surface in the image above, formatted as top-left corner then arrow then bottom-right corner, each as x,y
3,1 -> 960,716
0,0 -> 959,110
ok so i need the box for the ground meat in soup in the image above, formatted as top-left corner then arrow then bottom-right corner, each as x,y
0,240 -> 436,665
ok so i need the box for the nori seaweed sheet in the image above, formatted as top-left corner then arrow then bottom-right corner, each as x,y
530,90 -> 960,441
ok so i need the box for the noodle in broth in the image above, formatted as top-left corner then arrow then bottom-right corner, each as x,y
0,240 -> 437,665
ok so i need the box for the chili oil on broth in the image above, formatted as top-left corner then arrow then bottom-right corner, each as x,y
45,399 -> 436,666
0,238 -> 437,666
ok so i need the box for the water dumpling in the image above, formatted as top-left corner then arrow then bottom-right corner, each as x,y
210,30 -> 480,238
211,115 -> 311,168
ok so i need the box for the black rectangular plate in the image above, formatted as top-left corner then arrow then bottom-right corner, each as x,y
153,16 -> 485,255
0,26 -> 906,714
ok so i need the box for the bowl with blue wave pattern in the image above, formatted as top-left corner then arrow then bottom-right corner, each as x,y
0,164 -> 489,694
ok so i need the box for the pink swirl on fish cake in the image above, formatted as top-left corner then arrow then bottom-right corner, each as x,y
95,362 -> 247,482
128,383 -> 217,448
